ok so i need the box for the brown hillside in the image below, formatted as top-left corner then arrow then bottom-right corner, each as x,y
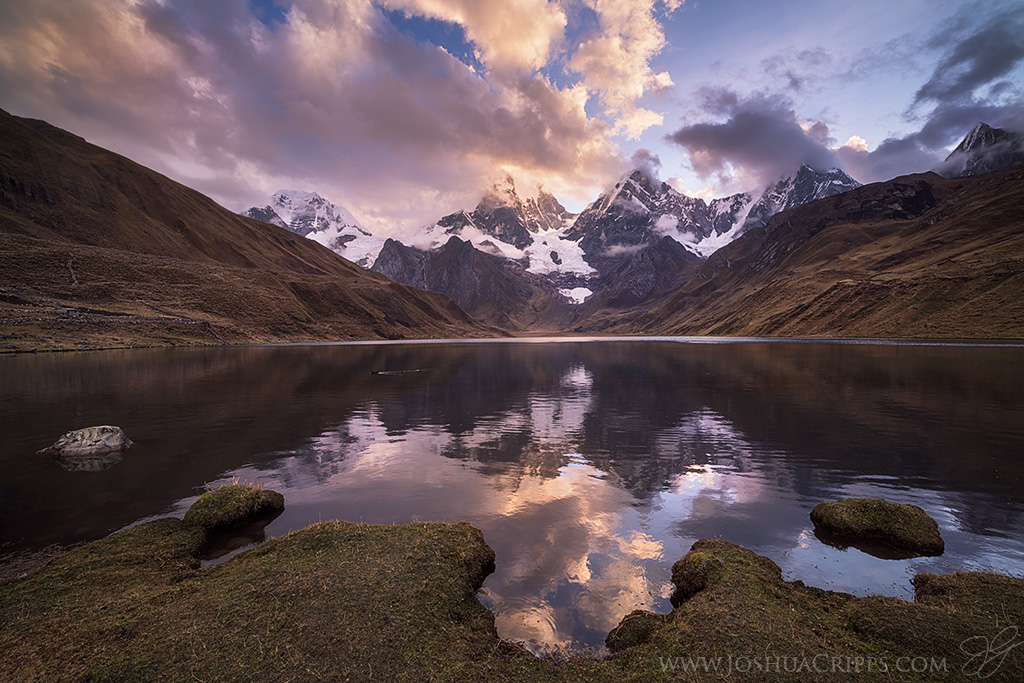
580,166 -> 1024,339
0,109 -> 497,351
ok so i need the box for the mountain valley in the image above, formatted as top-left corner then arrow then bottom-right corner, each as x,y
249,164 -> 863,331
0,109 -> 497,352
3,110 -> 1023,351
241,122 -> 1023,338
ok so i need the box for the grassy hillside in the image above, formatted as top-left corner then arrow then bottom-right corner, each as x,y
0,109 -> 497,352
579,167 -> 1024,339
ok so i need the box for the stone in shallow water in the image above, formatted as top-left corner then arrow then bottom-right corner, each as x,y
810,497 -> 945,557
37,425 -> 133,458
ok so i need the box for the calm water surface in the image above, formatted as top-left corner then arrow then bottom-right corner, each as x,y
2,339 -> 1023,654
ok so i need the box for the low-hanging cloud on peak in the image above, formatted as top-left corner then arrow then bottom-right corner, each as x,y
838,3 -> 1024,184
629,148 -> 663,184
665,90 -> 839,189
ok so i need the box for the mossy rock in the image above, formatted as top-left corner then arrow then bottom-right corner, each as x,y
605,610 -> 666,651
810,497 -> 944,556
183,483 -> 285,533
4,522 -> 1024,681
670,550 -> 725,604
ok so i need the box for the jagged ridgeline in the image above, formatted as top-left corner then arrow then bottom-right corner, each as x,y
3,107 -> 1021,349
247,166 -> 862,331
243,123 -> 1023,337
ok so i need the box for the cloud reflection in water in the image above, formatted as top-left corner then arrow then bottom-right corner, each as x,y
178,342 -> 1024,655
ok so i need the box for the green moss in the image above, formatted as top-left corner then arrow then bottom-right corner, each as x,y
598,539 -> 1024,682
182,482 -> 285,533
3,492 -> 1022,682
810,497 -> 945,556
670,550 -> 725,604
0,500 -> 554,681
606,610 -> 667,651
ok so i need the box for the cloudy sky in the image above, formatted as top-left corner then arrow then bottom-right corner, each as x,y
1,0 -> 1022,234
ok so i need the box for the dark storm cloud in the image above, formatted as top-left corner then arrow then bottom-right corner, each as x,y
834,136 -> 939,184
842,4 -> 1024,183
667,3 -> 1024,189
913,5 -> 1024,107
665,90 -> 839,186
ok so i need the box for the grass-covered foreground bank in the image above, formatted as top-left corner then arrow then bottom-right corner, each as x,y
2,485 -> 1023,682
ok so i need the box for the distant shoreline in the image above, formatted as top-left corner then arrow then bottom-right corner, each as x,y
6,333 -> 1024,355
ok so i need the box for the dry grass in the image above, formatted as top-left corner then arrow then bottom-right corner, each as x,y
0,109 -> 498,353
580,167 -> 1024,339
3,488 -> 1022,681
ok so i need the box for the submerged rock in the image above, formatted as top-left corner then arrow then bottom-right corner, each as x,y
810,497 -> 945,557
37,425 -> 133,458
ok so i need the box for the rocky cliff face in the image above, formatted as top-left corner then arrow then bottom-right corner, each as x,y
939,123 -> 1024,178
432,175 -> 573,250
372,164 -> 864,330
372,238 -> 429,290
739,165 -> 861,233
577,236 -> 702,325
374,236 -> 575,331
567,165 -> 859,272
567,170 -> 743,264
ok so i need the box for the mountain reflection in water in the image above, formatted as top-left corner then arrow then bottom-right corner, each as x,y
2,340 -> 1023,654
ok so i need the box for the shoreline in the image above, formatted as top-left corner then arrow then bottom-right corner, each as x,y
5,333 -> 1024,356
3,485 -> 1022,681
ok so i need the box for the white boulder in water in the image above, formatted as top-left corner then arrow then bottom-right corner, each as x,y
37,425 -> 133,458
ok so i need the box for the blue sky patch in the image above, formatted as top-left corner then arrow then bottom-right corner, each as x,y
249,0 -> 289,28
382,8 -> 484,73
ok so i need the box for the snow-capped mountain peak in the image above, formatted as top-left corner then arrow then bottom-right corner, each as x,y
739,164 -> 860,233
244,190 -> 384,267
268,189 -> 369,238
959,122 -> 993,151
424,174 -> 576,253
938,122 -> 1024,178
591,168 -> 669,218
476,174 -> 520,213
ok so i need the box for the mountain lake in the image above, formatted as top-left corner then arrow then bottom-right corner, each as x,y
2,338 -> 1023,656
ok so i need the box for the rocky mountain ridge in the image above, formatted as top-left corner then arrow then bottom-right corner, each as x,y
436,175 -> 575,250
938,122 -> 1024,178
372,235 -> 574,331
578,163 -> 1024,338
245,190 -> 385,267
238,122 -> 1020,335
243,164 -> 863,330
366,164 -> 860,329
